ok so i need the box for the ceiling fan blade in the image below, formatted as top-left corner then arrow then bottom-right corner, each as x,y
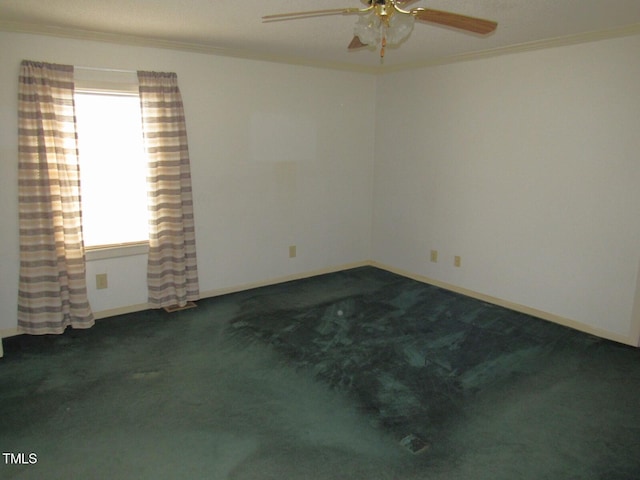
348,36 -> 367,49
262,7 -> 365,22
412,8 -> 497,34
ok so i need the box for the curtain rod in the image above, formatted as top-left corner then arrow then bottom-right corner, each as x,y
75,65 -> 137,74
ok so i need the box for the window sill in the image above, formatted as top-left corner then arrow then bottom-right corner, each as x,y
85,242 -> 148,261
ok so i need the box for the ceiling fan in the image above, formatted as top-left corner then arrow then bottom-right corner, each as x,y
263,0 -> 498,58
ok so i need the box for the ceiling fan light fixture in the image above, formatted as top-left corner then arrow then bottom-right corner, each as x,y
353,10 -> 414,56
264,1 -> 496,59
385,12 -> 415,44
354,12 -> 383,45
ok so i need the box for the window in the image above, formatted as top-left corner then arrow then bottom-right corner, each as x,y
74,86 -> 149,248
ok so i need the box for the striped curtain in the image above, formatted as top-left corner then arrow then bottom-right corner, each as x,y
137,71 -> 199,308
17,60 -> 94,334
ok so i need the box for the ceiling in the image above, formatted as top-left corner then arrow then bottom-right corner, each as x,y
1,0 -> 640,71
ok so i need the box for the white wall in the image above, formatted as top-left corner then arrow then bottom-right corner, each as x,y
372,35 -> 640,344
2,29 -> 639,346
0,31 -> 376,333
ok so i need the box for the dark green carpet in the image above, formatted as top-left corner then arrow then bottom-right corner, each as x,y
1,266 -> 639,479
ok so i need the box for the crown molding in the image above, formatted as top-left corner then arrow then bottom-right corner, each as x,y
1,20 -> 639,75
0,20 -> 381,74
381,22 -> 640,73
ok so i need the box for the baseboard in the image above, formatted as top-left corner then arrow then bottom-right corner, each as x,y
371,261 -> 636,347
198,261 -> 370,299
0,261 -> 369,354
2,259 -> 635,357
0,327 -> 20,338
0,305 -> 151,357
92,303 -> 151,320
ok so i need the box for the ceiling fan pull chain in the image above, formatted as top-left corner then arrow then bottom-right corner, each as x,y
380,35 -> 387,57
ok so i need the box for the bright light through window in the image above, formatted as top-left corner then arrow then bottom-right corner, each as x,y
75,91 -> 149,247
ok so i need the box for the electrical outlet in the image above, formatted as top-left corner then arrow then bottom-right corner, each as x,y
454,256 -> 461,268
289,245 -> 297,258
430,250 -> 438,263
96,273 -> 108,289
